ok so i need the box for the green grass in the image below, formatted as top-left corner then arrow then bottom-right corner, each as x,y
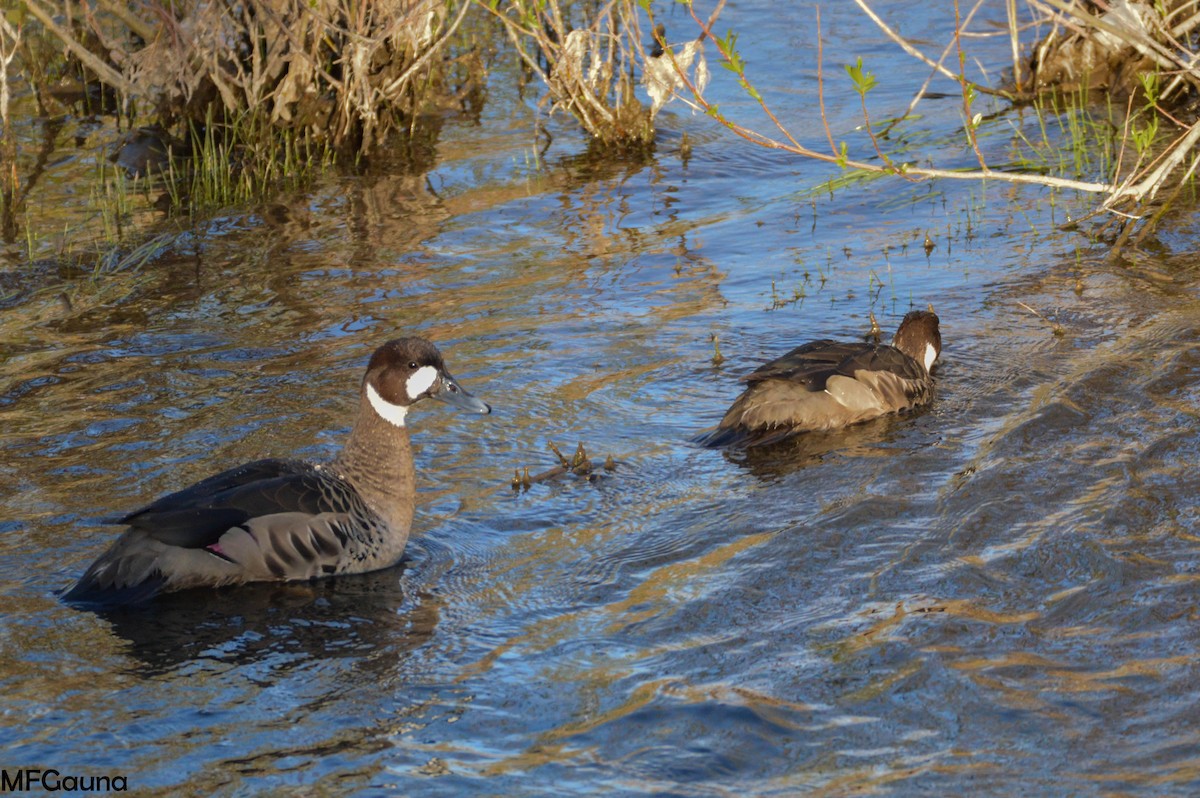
168,111 -> 335,216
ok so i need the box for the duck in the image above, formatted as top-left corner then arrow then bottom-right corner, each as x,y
62,337 -> 491,606
698,310 -> 941,447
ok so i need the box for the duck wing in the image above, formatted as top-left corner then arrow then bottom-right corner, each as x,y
702,342 -> 931,446
741,339 -> 854,388
63,459 -> 363,605
118,458 -> 342,548
744,341 -> 923,389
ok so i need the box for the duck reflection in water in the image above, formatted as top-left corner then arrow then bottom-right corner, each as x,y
94,565 -> 442,676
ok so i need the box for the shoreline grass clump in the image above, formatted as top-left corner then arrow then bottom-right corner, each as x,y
2,0 -> 483,260
16,0 -> 471,154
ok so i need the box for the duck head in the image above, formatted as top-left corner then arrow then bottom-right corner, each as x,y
363,337 -> 491,427
892,310 -> 941,373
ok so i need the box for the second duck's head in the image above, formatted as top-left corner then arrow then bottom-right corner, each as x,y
363,337 -> 491,427
892,310 -> 942,373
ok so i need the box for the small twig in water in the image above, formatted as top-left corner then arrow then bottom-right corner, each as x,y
513,441 -> 616,491
1016,302 -> 1065,336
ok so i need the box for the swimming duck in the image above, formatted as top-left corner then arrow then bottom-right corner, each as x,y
63,337 -> 491,605
699,310 -> 941,447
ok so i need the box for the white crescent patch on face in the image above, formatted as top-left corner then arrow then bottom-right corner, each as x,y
406,365 -> 439,401
367,382 -> 409,427
924,343 -> 938,372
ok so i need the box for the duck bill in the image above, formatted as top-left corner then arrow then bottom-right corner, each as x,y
434,372 -> 491,415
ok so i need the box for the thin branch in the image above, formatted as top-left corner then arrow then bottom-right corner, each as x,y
1038,0 -> 1200,89
700,0 -> 726,41
1108,119 -> 1200,205
681,2 -> 803,152
955,0 -> 988,170
881,0 -> 991,137
381,0 -> 471,96
21,0 -> 138,95
93,0 -> 157,43
1007,0 -> 1022,93
856,79 -> 912,178
816,6 -> 836,157
852,0 -> 1008,97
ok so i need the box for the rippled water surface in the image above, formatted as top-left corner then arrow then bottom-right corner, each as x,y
4,2 -> 1200,795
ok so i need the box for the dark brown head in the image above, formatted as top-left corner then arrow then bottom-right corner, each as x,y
362,337 -> 491,427
892,310 -> 941,372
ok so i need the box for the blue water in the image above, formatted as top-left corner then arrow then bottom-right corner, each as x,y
3,2 -> 1200,795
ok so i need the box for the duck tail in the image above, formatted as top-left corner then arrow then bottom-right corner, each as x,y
61,548 -> 167,607
693,424 -> 796,449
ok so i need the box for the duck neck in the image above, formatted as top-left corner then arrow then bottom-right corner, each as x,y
332,391 -> 417,533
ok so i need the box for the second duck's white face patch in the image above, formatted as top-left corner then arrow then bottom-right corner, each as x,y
367,382 -> 408,427
406,365 -> 439,401
924,343 -> 938,372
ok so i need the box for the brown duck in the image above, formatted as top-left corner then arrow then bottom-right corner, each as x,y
63,337 -> 490,605
699,310 -> 941,447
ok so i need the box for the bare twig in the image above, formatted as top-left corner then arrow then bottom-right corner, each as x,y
954,0 -> 988,170
21,0 -> 138,95
851,0 -> 1008,97
94,0 -> 157,44
0,17 -> 17,126
1038,0 -> 1200,88
816,7 -> 836,157
382,0 -> 471,96
1,16 -> 19,240
881,0 -> 992,137
1007,0 -> 1022,93
1106,119 -> 1200,206
1016,301 -> 1064,336
855,77 -> 913,178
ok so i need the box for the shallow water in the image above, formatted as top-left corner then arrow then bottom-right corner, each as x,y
4,2 -> 1200,795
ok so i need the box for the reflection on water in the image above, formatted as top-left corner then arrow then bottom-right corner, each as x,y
90,567 -> 436,676
4,4 -> 1200,795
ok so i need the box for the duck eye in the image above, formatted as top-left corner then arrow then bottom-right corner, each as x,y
408,361 -> 418,369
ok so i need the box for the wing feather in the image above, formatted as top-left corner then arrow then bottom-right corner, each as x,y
63,460 -> 362,605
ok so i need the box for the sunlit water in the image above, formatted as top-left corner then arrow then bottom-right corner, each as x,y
3,2 -> 1200,795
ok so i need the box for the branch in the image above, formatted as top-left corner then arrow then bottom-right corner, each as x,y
815,6 -> 836,157
94,0 -> 157,44
661,2 -> 1115,196
1038,0 -> 1200,89
21,0 -> 138,96
881,0 -> 991,136
954,0 -> 987,169
852,0 -> 1007,97
381,0 -> 472,96
1107,119 -> 1200,205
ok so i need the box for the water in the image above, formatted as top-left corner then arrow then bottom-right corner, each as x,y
4,2 -> 1200,794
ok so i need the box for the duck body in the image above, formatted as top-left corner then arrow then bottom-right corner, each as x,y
63,338 -> 490,606
700,310 -> 941,447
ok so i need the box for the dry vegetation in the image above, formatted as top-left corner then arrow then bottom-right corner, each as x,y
484,0 -> 654,147
13,0 -> 471,151
3,0 -> 1200,251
